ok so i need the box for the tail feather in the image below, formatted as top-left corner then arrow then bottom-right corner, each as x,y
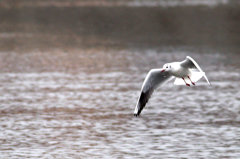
190,71 -> 205,82
174,71 -> 205,85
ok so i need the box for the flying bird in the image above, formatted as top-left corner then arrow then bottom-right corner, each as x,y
134,56 -> 210,116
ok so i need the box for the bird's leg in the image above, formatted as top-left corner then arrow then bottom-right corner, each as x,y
188,76 -> 195,86
182,77 -> 190,87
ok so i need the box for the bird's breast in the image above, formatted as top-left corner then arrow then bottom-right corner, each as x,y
171,67 -> 189,78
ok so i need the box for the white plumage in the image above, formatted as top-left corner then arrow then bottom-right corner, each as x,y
134,56 -> 211,116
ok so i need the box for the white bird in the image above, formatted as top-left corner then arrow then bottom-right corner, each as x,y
134,56 -> 210,116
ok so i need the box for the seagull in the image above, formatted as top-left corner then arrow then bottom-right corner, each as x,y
134,56 -> 210,116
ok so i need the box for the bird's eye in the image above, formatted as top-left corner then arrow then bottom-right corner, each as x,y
166,66 -> 168,68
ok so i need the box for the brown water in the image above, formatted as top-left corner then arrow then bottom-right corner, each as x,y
0,49 -> 240,158
1,1 -> 240,158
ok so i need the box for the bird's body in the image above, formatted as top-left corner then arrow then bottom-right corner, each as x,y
134,56 -> 210,116
169,62 -> 189,78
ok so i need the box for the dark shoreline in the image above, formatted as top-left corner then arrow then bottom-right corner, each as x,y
0,5 -> 240,52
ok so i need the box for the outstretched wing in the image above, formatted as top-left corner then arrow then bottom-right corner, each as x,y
181,56 -> 211,85
134,69 -> 172,116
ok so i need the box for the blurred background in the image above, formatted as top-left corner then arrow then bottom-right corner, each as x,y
0,0 -> 240,158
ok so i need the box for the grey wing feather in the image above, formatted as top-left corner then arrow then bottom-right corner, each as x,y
180,56 -> 197,69
134,69 -> 172,116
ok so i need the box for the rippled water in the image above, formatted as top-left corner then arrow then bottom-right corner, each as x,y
0,50 -> 240,158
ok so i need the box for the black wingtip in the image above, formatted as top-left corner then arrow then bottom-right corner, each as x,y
134,112 -> 141,117
134,113 -> 139,117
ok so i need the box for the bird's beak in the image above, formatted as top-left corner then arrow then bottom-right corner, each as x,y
161,69 -> 165,73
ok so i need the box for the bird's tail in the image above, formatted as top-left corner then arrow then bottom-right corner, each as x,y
174,71 -> 205,85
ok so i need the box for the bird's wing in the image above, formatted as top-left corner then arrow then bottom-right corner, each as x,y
134,69 -> 172,116
180,56 -> 211,85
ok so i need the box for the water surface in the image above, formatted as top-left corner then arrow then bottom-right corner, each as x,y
0,50 -> 240,158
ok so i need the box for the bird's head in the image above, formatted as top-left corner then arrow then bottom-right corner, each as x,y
161,63 -> 172,72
